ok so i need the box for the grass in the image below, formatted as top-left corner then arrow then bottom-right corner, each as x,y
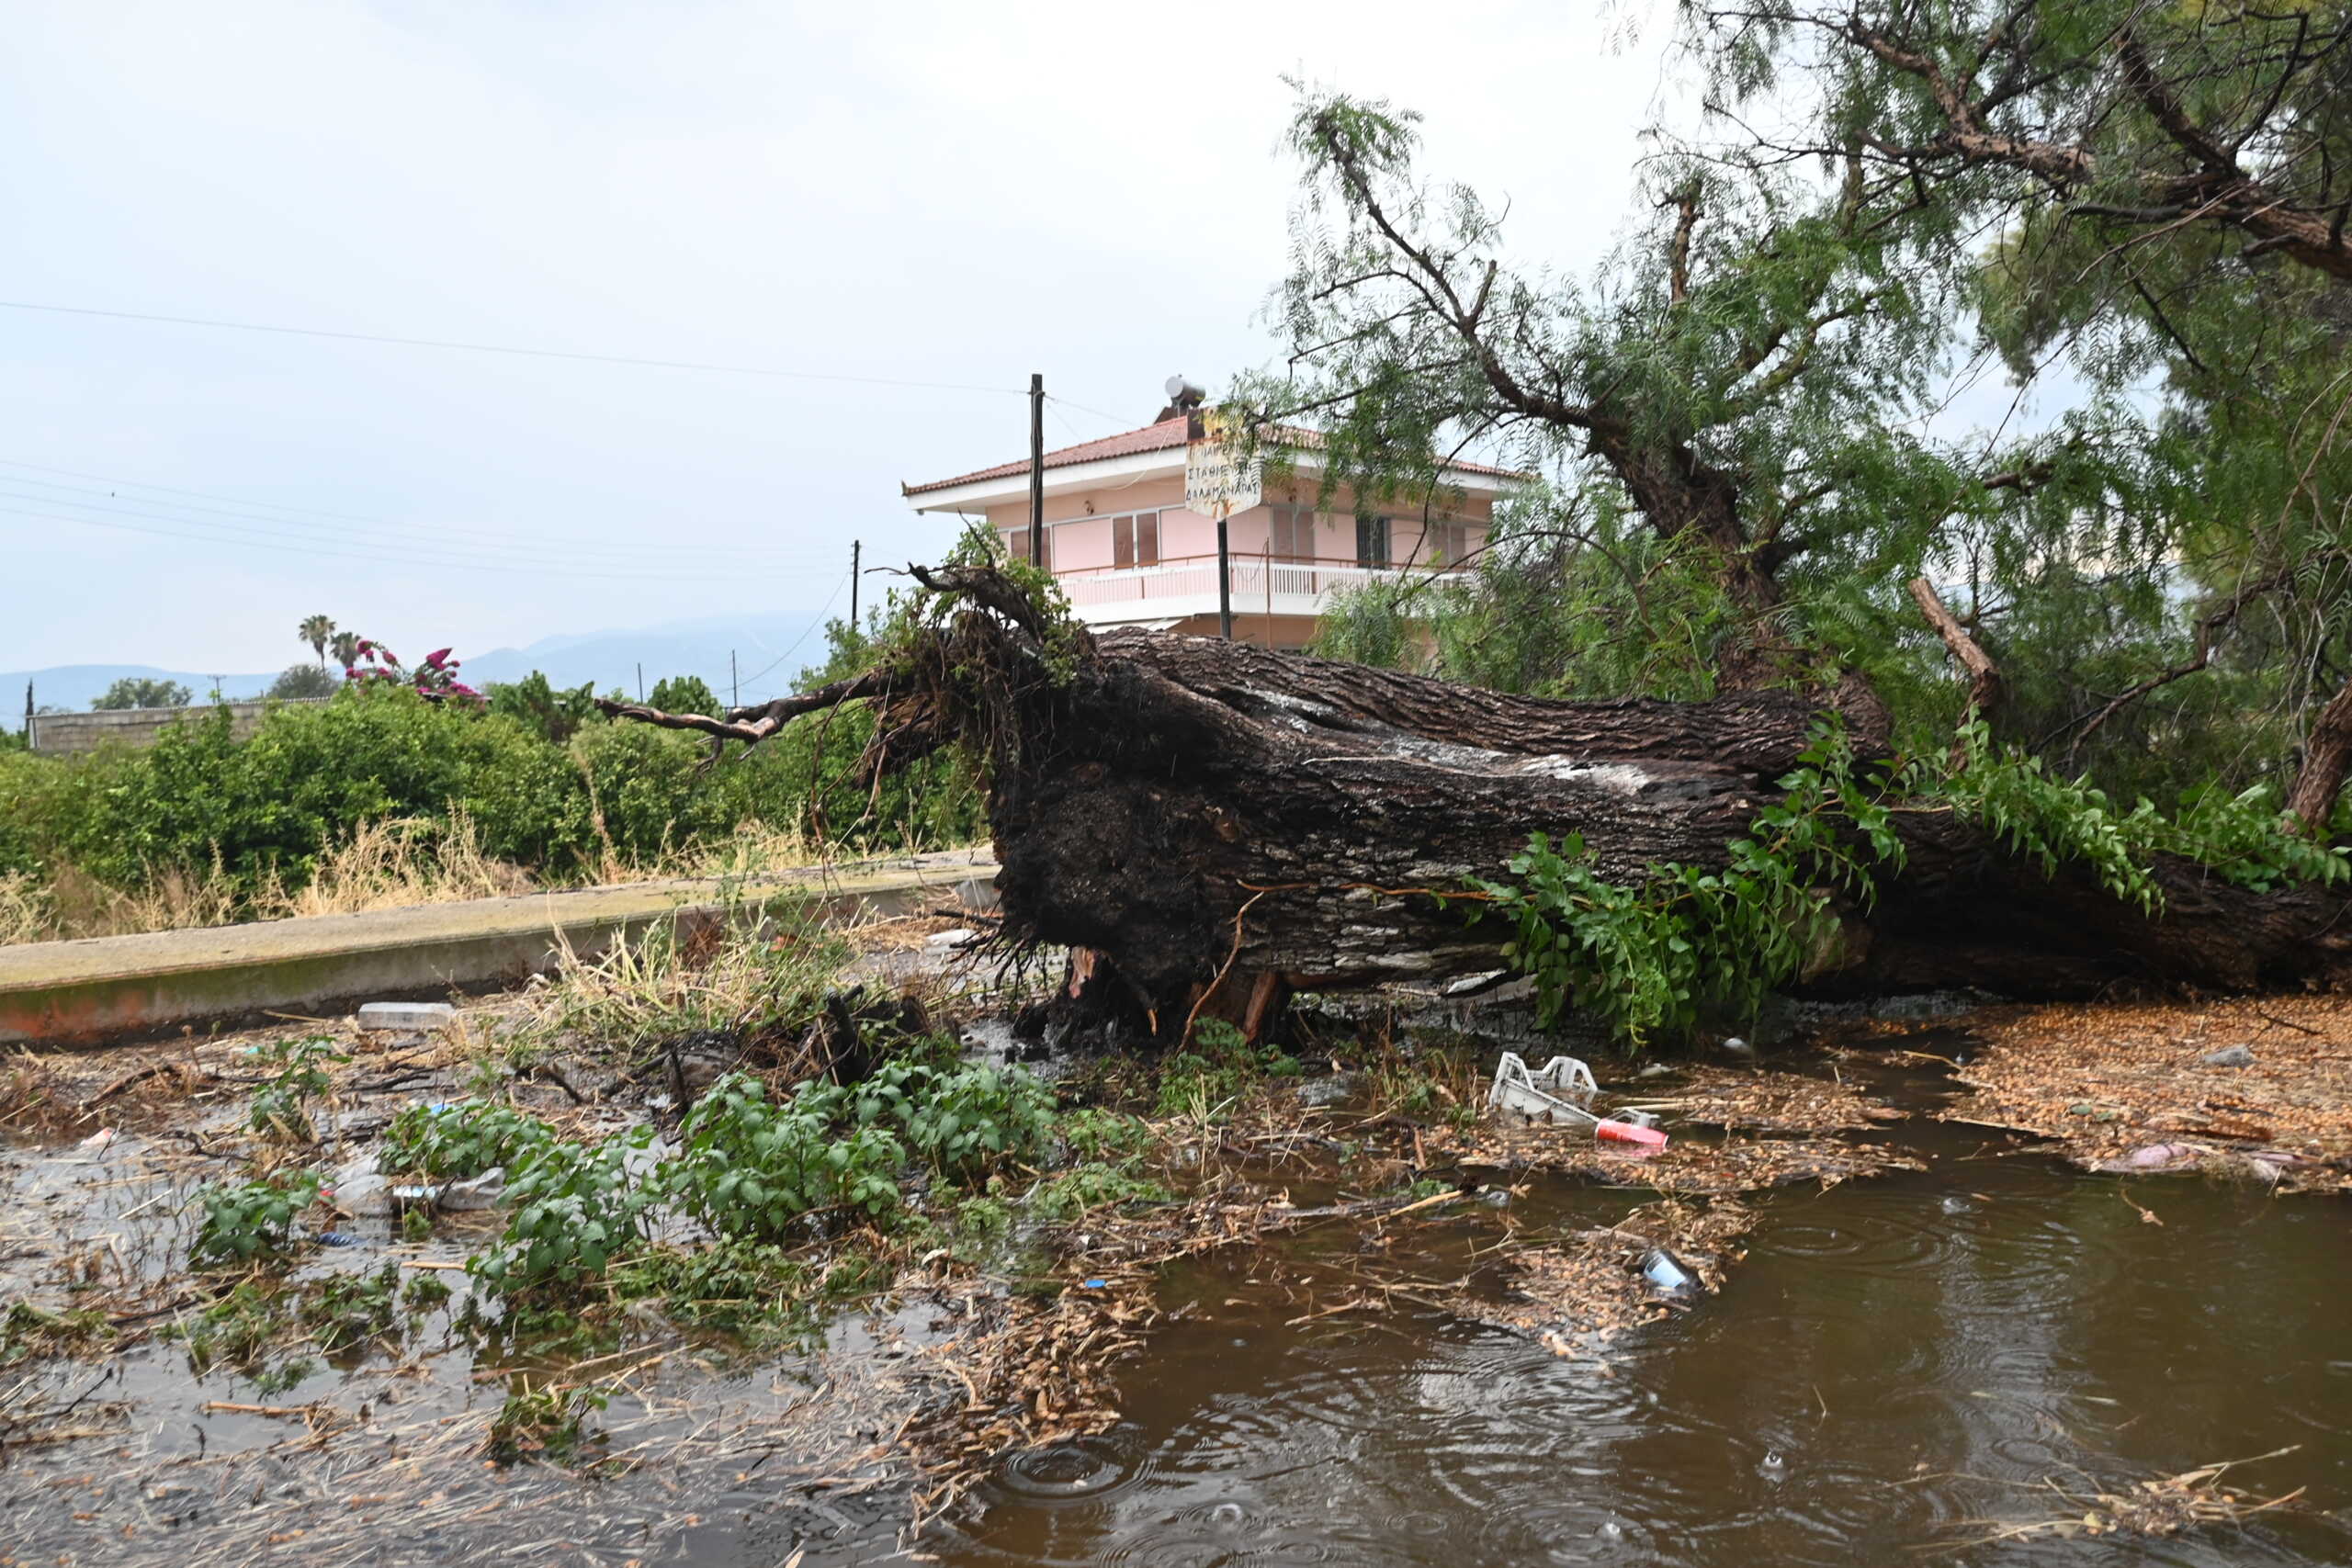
0,813 -> 975,948
509,903 -> 852,1063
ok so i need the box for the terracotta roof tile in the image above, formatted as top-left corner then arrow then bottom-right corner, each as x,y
902,417 -> 1191,496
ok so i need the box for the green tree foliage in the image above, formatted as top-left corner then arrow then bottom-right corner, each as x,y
647,675 -> 718,716
92,677 -> 191,711
266,663 -> 338,701
297,615 -> 335,667
0,615 -> 985,920
486,671 -> 601,744
1675,0 -> 2352,819
1249,85 -> 2064,696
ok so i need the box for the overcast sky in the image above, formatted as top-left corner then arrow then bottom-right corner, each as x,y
0,1 -> 1696,673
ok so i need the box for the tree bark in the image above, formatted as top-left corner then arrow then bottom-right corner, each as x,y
2285,675 -> 2352,833
610,569 -> 2352,1025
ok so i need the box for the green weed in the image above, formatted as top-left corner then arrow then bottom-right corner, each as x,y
189,1170 -> 322,1267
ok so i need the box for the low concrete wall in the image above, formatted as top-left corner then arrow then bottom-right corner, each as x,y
28,699 -> 329,756
0,849 -> 998,1045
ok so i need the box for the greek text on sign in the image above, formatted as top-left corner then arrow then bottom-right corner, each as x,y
1185,412 -> 1263,521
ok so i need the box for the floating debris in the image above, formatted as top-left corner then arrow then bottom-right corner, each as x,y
1915,997 -> 2352,1192
1453,1198 -> 1754,1350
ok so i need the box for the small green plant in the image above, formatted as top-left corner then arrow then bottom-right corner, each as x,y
1059,1108 -> 1154,1161
250,1357 -> 318,1395
295,1262 -> 407,1355
378,1100 -> 553,1179
662,1074 -> 903,1244
190,1169 -> 323,1266
887,1062 -> 1057,1182
0,1301 -> 113,1366
1025,1163 -> 1170,1224
401,1269 -> 454,1314
467,1131 -> 656,1300
174,1281 -> 287,1374
485,1382 -> 608,1464
245,1034 -> 349,1142
1154,1020 -> 1302,1117
606,1240 -> 817,1347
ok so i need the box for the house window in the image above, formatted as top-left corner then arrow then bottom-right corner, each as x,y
1269,504 -> 1317,562
1111,511 -> 1159,569
1000,525 -> 1051,570
1425,521 -> 1471,564
1355,514 -> 1391,568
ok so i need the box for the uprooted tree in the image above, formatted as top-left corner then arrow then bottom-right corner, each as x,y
600,562 -> 2352,1044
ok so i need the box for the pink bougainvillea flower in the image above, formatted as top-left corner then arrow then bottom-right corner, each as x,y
424,648 -> 452,668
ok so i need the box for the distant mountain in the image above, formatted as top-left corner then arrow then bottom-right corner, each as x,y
461,613 -> 828,703
4,612 -> 831,725
5,664 -> 280,716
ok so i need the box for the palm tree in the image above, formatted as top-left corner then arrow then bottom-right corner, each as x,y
329,630 -> 361,671
299,615 -> 335,667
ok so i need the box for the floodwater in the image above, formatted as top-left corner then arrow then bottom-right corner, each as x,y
925,1068 -> 2352,1567
8,1043 -> 2352,1565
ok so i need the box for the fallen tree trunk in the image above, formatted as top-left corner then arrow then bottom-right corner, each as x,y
601,567 -> 2352,1026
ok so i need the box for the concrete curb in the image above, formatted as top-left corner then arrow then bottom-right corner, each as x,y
0,849 -> 998,1045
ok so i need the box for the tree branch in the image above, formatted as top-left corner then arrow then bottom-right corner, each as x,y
1908,576 -> 2003,758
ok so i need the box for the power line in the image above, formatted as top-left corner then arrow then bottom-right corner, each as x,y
0,470 -> 835,568
1045,392 -> 1139,431
0,299 -> 1032,398
0,502 -> 820,582
735,570 -> 851,699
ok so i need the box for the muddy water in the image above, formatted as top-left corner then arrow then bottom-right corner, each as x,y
11,1047 -> 2352,1565
932,1118 -> 2352,1564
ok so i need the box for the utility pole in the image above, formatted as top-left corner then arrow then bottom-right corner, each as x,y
1216,517 -> 1233,640
1263,539 -> 1273,646
850,539 -> 861,625
1028,372 -> 1045,567
636,662 -> 643,702
22,681 -> 31,746
730,649 -> 739,710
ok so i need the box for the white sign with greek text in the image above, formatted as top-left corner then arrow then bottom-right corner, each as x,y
1184,412 -> 1262,521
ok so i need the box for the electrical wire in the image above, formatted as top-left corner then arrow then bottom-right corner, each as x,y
0,299 -> 1029,398
0,502 -> 820,582
733,569 -> 851,701
0,459 -> 823,560
1046,391 -> 1143,431
0,472 -> 835,569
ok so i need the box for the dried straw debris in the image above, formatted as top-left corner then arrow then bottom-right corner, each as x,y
1453,1197 -> 1753,1353
1928,997 -> 2352,1191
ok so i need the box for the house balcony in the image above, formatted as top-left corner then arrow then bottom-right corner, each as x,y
1056,553 -> 1469,630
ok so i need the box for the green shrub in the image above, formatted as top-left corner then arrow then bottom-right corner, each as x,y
803,1058 -> 1057,1183
295,1262 -> 408,1355
662,1073 -> 903,1243
378,1100 -> 553,1179
245,1035 -> 348,1142
190,1170 -> 323,1266
467,1131 -> 657,1299
486,1383 -> 607,1464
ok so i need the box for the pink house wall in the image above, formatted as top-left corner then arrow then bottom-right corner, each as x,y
969,475 -> 1495,573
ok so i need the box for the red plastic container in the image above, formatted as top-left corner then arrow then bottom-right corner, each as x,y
1593,1118 -> 1669,1152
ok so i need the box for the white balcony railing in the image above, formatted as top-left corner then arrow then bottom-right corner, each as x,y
1057,555 -> 1465,620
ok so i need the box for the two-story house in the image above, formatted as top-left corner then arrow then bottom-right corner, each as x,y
901,388 -> 1519,649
